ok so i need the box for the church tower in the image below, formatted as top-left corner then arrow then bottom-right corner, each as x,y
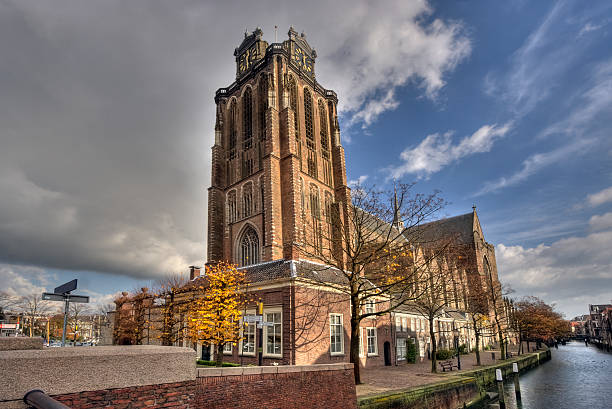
207,27 -> 351,267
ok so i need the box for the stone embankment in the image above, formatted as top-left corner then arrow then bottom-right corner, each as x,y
357,350 -> 551,409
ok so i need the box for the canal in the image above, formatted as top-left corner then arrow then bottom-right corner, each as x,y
493,342 -> 612,409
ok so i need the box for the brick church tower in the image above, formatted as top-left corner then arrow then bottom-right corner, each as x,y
207,27 -> 351,267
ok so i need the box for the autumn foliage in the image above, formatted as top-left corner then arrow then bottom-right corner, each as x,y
186,261 -> 247,366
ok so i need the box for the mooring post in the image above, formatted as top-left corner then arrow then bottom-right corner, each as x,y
512,362 -> 522,401
496,369 -> 506,409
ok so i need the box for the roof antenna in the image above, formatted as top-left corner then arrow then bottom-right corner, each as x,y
274,25 -> 278,42
472,204 -> 477,212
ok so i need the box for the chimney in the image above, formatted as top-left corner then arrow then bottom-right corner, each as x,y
189,266 -> 201,280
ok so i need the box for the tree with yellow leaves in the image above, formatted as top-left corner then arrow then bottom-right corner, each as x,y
186,261 -> 247,367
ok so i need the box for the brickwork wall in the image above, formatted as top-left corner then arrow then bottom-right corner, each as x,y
52,381 -> 196,409
195,367 -> 357,409
49,366 -> 357,409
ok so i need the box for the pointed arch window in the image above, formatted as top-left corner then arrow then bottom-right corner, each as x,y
304,88 -> 317,178
239,226 -> 260,267
243,88 -> 253,150
319,100 -> 332,185
259,75 -> 268,141
310,185 -> 322,253
243,183 -> 253,218
289,77 -> 301,167
228,190 -> 237,223
229,101 -> 237,160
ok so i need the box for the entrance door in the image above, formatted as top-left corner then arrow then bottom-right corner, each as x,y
201,345 -> 211,361
384,341 -> 391,366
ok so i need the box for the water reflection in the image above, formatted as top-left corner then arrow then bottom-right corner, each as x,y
492,342 -> 612,409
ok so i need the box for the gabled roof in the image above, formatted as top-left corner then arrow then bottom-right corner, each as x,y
407,212 -> 475,246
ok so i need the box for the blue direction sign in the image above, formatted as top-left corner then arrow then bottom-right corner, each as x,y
54,279 -> 77,295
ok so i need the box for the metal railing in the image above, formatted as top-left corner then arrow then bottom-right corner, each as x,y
24,390 -> 70,409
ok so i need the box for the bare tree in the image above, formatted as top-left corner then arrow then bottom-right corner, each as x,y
407,245 -> 460,373
17,294 -> 52,337
68,303 -> 92,342
296,182 -> 445,383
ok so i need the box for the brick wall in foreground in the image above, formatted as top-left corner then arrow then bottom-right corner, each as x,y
45,364 -> 356,409
195,365 -> 357,409
52,381 -> 196,409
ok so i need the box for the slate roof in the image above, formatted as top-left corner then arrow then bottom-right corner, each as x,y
406,212 -> 475,246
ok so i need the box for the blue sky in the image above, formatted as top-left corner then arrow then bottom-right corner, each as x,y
1,0 -> 611,318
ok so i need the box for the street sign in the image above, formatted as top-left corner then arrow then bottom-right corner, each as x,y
42,292 -> 65,301
244,315 -> 263,323
257,322 -> 275,329
43,279 -> 89,347
54,279 -> 77,295
68,295 -> 89,303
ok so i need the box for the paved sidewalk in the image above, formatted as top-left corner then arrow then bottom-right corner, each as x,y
356,348 -> 518,397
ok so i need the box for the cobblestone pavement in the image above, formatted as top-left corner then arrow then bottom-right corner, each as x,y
356,347 -> 523,397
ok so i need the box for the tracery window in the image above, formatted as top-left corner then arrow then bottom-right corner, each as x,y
243,183 -> 253,218
319,100 -> 332,185
304,88 -> 317,178
227,190 -> 237,223
288,77 -> 301,167
239,226 -> 259,267
243,88 -> 253,150
229,101 -> 237,160
259,75 -> 268,141
310,185 -> 322,253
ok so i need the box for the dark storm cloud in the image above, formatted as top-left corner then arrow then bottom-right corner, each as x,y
0,0 -> 469,278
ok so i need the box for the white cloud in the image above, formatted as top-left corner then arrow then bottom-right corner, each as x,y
389,122 -> 512,179
317,0 -> 471,126
589,212 -> 612,231
578,21 -> 604,37
587,186 -> 612,207
474,139 -> 592,196
348,175 -> 369,187
538,59 -> 612,140
0,264 -> 49,297
497,228 -> 612,318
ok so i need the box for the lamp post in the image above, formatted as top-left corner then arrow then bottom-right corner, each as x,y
453,328 -> 461,370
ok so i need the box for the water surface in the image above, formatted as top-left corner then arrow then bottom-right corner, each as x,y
497,342 -> 612,409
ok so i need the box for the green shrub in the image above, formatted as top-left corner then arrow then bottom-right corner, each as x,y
406,339 -> 417,364
459,343 -> 468,355
436,349 -> 453,360
196,359 -> 240,367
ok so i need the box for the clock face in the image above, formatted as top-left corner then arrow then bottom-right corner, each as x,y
238,46 -> 259,75
293,46 -> 313,75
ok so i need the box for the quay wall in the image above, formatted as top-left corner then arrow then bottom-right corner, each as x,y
357,350 -> 551,409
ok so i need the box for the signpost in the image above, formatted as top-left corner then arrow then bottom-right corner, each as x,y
42,279 -> 89,347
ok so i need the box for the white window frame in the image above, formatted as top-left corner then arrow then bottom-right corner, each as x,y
239,311 -> 256,356
365,300 -> 375,315
223,342 -> 233,355
329,313 -> 344,356
396,338 -> 407,361
263,307 -> 282,358
395,316 -> 402,332
366,327 -> 378,356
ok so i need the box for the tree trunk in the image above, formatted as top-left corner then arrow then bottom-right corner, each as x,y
429,317 -> 437,373
350,316 -> 361,384
475,329 -> 481,366
216,343 -> 224,367
518,332 -> 523,355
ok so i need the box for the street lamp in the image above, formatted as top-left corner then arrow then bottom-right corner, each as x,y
453,328 -> 461,370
